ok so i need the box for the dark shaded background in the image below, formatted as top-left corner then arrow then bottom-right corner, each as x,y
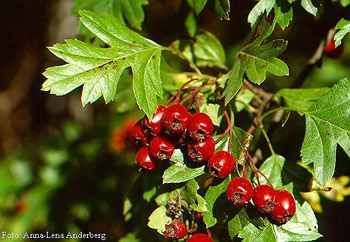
0,0 -> 349,241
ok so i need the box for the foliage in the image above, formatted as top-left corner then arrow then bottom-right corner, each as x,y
36,0 -> 350,241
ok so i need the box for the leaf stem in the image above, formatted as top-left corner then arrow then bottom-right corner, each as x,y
260,127 -> 275,155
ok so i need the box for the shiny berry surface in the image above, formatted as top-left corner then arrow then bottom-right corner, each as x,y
135,147 -> 156,170
141,106 -> 166,137
208,151 -> 236,178
226,177 -> 254,208
164,219 -> 187,239
129,122 -> 148,147
187,113 -> 214,142
324,39 -> 343,58
253,184 -> 276,214
270,190 -> 296,225
187,233 -> 213,242
149,136 -> 175,160
187,137 -> 215,163
162,103 -> 191,136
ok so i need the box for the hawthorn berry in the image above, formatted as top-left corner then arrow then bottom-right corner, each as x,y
187,113 -> 214,142
208,151 -> 236,178
162,103 -> 191,136
324,39 -> 343,58
187,137 -> 215,163
270,190 -> 296,225
253,184 -> 276,214
135,147 -> 156,171
129,122 -> 148,147
187,233 -> 213,242
140,106 -> 166,137
226,177 -> 254,208
164,219 -> 187,239
149,136 -> 175,160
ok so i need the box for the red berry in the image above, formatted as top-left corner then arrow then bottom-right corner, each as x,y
270,190 -> 296,225
187,113 -> 214,142
226,177 -> 254,208
164,219 -> 187,239
187,233 -> 213,242
135,147 -> 156,170
324,39 -> 343,58
162,103 -> 191,136
253,184 -> 276,214
208,151 -> 236,178
141,106 -> 166,137
149,136 -> 175,160
187,137 -> 215,163
129,122 -> 148,147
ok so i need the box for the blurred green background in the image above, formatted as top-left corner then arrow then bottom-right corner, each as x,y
0,0 -> 349,241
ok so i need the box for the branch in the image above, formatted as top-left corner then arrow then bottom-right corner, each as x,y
291,29 -> 336,88
244,80 -> 273,101
238,85 -> 274,180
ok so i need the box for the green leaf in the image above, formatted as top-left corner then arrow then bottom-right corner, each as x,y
119,233 -> 140,242
301,0 -> 318,16
239,210 -> 321,242
255,154 -> 285,187
42,10 -> 163,118
276,222 -> 322,241
236,198 -> 321,242
185,12 -> 197,37
73,0 -> 148,30
203,177 -> 230,227
214,0 -> 231,20
274,0 -> 293,30
340,0 -> 350,7
242,39 -> 289,83
223,61 -> 244,105
193,31 -> 227,69
143,186 -> 157,202
163,164 -> 205,184
334,18 -> 350,47
170,149 -> 185,164
249,15 -> 279,46
239,222 -> 277,242
300,78 -> 350,186
274,202 -> 322,241
248,0 -> 276,27
200,103 -> 222,126
231,127 -> 251,158
224,17 -> 287,104
235,89 -> 254,112
228,209 -> 251,239
276,87 -> 330,113
120,0 -> 148,30
123,198 -> 133,222
187,0 -> 208,15
294,202 -> 318,229
147,206 -> 171,234
183,180 -> 208,212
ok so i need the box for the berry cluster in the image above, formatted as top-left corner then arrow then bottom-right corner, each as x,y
130,103 -> 236,178
129,102 -> 296,240
226,177 -> 296,225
